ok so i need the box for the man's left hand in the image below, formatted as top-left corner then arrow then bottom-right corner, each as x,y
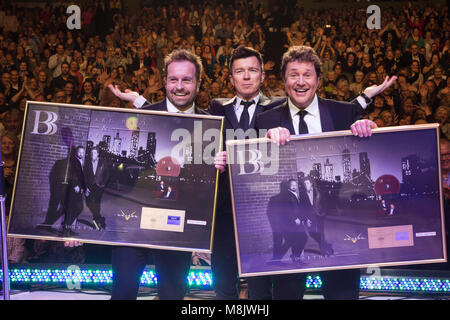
350,119 -> 378,137
363,75 -> 397,98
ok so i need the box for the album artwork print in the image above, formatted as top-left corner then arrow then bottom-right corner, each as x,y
227,125 -> 446,276
8,102 -> 223,252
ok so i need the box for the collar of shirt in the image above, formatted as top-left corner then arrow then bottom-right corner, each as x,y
287,94 -> 322,134
166,98 -> 196,114
233,93 -> 261,121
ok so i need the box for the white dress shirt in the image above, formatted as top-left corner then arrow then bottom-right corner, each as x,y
288,94 -> 369,135
233,94 -> 261,123
134,95 -> 195,114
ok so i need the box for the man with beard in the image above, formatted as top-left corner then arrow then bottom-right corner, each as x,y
108,49 -> 207,300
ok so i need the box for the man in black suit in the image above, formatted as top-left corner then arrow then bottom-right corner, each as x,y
163,185 -> 176,200
279,179 -> 309,263
39,157 -> 70,230
209,46 -> 285,300
297,176 -> 334,258
108,49 -> 208,300
250,45 -> 397,299
84,146 -> 110,230
124,45 -> 283,299
266,181 -> 291,262
62,145 -> 86,236
213,45 -> 396,299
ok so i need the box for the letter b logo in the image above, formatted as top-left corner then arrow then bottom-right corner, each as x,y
31,110 -> 58,135
237,149 -> 264,175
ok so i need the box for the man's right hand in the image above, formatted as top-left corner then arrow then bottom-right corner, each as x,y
214,151 -> 227,173
108,84 -> 139,103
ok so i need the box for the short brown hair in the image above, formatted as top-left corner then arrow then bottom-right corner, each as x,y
280,46 -> 322,80
229,45 -> 264,73
164,49 -> 203,83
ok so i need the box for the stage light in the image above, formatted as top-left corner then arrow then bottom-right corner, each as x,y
2,267 -> 450,295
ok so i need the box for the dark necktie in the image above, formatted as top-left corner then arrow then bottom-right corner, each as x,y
239,100 -> 253,131
298,109 -> 309,134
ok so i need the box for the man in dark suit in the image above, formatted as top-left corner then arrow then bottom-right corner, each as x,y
39,157 -> 70,230
266,181 -> 290,262
297,176 -> 333,258
209,46 -> 285,300
84,146 -> 110,230
250,45 -> 397,300
213,45 -> 396,299
62,145 -> 86,236
279,179 -> 309,263
108,49 -> 208,300
163,185 -> 176,200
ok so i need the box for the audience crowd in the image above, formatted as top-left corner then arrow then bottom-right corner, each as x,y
1,0 -> 448,267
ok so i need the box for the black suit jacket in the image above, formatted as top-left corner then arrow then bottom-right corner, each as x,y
208,95 -> 285,132
255,96 -> 366,135
208,95 -> 285,216
84,158 -> 110,189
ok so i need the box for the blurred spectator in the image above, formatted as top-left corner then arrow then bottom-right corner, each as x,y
264,73 -> 284,97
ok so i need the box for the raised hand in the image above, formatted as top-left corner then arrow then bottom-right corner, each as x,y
363,75 -> 397,99
108,84 -> 139,103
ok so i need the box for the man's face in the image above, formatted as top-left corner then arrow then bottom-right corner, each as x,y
10,71 -> 19,84
165,60 -> 200,111
196,90 -> 209,107
54,91 -> 66,103
61,63 -> 69,75
304,180 -> 312,192
1,73 -> 10,85
91,149 -> 99,161
211,82 -> 220,95
38,72 -> 46,82
288,180 -> 298,193
355,71 -> 363,83
76,147 -> 85,160
230,56 -> 264,100
64,83 -> 73,95
284,61 -> 319,109
266,75 -> 278,89
402,99 -> 414,115
434,68 -> 443,79
4,115 -> 19,133
56,45 -> 64,55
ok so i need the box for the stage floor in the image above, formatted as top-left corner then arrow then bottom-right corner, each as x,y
4,289 -> 449,300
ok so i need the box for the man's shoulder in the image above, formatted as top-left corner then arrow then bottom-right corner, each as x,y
142,99 -> 166,111
262,96 -> 286,109
194,107 -> 210,115
210,97 -> 235,107
258,101 -> 288,117
208,97 -> 235,115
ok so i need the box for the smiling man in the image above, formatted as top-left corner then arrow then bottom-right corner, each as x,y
251,45 -> 397,300
108,49 -> 208,300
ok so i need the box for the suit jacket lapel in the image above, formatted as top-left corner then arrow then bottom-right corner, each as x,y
279,102 -> 296,135
223,100 -> 240,129
318,97 -> 335,132
249,94 -> 270,128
